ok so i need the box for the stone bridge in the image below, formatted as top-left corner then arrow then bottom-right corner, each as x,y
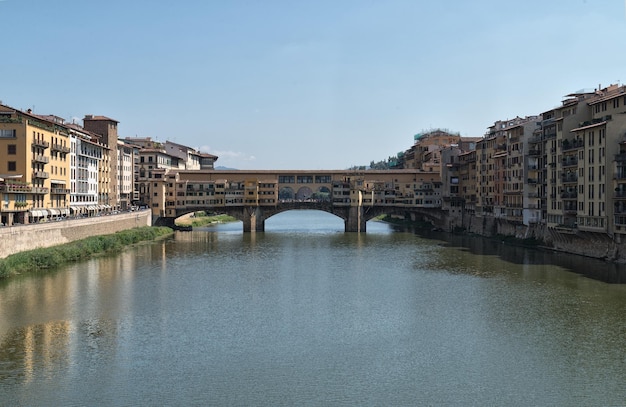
156,200 -> 444,232
148,169 -> 446,232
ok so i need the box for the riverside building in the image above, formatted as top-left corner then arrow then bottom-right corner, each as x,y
67,123 -> 107,216
0,105 -> 71,225
3,83 -> 626,248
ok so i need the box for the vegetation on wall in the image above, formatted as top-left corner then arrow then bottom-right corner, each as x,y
0,226 -> 173,279
347,157 -> 397,171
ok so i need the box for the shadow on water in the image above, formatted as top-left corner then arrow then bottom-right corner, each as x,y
393,224 -> 626,284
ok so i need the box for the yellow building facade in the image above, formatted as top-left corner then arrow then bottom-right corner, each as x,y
0,106 -> 70,225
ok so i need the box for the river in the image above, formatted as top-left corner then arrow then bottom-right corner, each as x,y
1,210 -> 626,406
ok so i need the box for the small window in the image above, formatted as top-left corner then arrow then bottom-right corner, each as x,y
7,144 -> 16,154
7,161 -> 16,171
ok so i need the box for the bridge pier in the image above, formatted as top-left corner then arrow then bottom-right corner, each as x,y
154,216 -> 176,228
242,206 -> 265,232
345,206 -> 366,233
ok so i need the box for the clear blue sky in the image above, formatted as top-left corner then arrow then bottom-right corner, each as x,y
2,0 -> 625,169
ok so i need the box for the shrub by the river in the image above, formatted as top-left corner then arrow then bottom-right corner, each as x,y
176,212 -> 237,228
0,226 -> 173,279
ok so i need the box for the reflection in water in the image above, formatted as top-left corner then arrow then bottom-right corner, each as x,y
1,211 -> 626,405
398,225 -> 626,283
0,321 -> 71,384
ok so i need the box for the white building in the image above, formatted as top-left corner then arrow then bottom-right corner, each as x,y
117,140 -> 137,209
68,125 -> 106,215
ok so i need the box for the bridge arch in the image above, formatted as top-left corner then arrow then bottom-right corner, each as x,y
156,203 -> 443,233
359,206 -> 442,227
263,208 -> 347,230
261,201 -> 348,223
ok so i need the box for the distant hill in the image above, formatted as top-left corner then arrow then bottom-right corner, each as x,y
215,166 -> 238,170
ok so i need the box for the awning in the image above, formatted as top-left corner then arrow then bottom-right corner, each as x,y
60,208 -> 70,215
30,209 -> 45,217
49,209 -> 60,216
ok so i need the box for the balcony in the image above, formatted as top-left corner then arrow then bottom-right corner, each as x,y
0,184 -> 30,193
0,116 -> 22,124
615,153 -> 626,162
32,154 -> 50,164
563,205 -> 577,214
562,139 -> 584,151
578,117 -> 610,127
51,187 -> 70,194
32,139 -> 50,149
561,191 -> 577,199
615,207 -> 626,215
51,143 -> 70,153
527,178 -> 538,184
10,201 -> 29,211
562,158 -> 578,168
561,173 -> 578,183
544,132 -> 556,139
32,187 -> 49,194
528,149 -> 541,156
33,171 -> 50,179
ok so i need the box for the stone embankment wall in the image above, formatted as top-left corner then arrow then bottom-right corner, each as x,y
455,211 -> 626,263
0,210 -> 152,259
